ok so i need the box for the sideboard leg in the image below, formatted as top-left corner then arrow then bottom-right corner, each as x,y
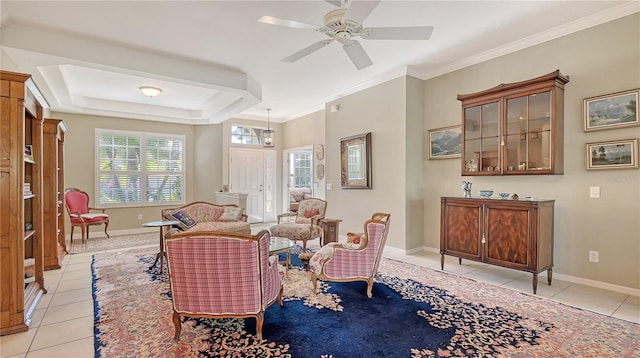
547,268 -> 553,285
532,272 -> 539,294
440,254 -> 444,270
458,257 -> 462,265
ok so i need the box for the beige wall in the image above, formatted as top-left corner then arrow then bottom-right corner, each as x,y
53,112 -> 199,234
422,13 -> 640,289
282,110 -> 325,149
326,76 -> 409,249
193,124 -> 224,203
282,110 -> 326,200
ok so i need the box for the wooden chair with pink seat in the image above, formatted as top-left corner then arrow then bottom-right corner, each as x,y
63,188 -> 110,244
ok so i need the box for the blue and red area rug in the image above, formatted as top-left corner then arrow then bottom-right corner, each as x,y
92,247 -> 639,357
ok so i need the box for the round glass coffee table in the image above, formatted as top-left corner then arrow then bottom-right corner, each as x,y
269,236 -> 294,274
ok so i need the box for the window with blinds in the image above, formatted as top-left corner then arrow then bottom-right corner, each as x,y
96,129 -> 185,207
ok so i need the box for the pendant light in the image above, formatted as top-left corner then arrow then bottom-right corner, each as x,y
263,108 -> 274,147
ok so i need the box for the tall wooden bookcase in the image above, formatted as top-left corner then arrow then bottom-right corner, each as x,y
43,118 -> 68,269
0,70 -> 48,335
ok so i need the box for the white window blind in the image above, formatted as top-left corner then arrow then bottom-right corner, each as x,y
96,129 -> 185,207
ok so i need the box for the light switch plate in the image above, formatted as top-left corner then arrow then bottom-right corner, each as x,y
589,186 -> 600,198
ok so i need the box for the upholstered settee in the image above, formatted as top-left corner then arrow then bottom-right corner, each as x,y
289,187 -> 313,212
162,201 -> 250,235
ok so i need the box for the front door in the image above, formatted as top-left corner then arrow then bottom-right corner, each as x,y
230,148 -> 276,223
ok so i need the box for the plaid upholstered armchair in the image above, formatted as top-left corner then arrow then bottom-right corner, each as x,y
309,213 -> 391,298
165,230 -> 284,340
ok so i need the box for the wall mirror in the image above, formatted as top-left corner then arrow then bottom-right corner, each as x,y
340,132 -> 372,189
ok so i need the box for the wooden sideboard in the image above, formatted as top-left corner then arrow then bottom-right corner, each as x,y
440,196 -> 555,294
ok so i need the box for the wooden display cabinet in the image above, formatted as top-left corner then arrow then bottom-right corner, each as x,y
458,70 -> 569,175
43,118 -> 68,270
440,196 -> 555,294
1,70 -> 48,335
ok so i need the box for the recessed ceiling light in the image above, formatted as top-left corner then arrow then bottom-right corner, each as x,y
139,86 -> 162,97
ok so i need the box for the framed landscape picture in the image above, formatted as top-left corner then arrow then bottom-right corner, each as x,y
583,89 -> 639,131
427,125 -> 461,159
586,138 -> 638,170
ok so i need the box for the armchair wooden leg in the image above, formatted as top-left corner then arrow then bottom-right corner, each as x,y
70,226 -> 75,243
277,286 -> 284,306
172,311 -> 181,341
81,225 -> 87,244
366,278 -> 374,299
311,274 -> 318,293
104,220 -> 110,238
255,312 -> 264,340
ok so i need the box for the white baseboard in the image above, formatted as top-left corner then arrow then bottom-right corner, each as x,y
384,244 -> 640,297
66,227 -> 156,241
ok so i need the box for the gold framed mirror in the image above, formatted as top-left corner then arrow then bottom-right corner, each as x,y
340,132 -> 372,189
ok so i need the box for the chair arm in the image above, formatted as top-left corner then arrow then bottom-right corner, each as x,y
277,212 -> 295,224
68,211 -> 83,219
88,207 -> 106,213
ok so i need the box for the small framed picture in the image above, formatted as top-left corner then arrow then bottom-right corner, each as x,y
586,138 -> 638,170
426,125 -> 462,159
583,89 -> 639,131
24,145 -> 34,162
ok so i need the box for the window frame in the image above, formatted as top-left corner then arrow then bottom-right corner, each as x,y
95,128 -> 186,208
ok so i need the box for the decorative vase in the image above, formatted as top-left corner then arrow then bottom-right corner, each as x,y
462,181 -> 472,198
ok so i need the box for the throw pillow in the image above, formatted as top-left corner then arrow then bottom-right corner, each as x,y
344,232 -> 367,250
303,208 -> 320,219
167,209 -> 197,231
218,206 -> 244,222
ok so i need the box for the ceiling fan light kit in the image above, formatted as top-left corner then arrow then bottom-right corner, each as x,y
259,0 -> 433,70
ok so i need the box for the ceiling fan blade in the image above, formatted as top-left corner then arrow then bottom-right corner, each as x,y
343,0 -> 380,24
343,40 -> 373,70
324,0 -> 343,7
258,15 -> 318,30
363,26 -> 434,40
282,40 -> 333,63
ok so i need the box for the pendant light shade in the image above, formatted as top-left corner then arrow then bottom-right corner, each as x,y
264,108 -> 274,147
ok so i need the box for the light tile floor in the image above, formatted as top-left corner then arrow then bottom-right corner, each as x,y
2,229 -> 638,357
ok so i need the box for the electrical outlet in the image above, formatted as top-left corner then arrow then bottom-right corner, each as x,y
589,250 -> 599,263
589,186 -> 600,198
137,214 -> 143,220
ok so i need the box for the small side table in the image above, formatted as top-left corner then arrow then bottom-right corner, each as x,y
143,220 -> 180,273
319,218 -> 342,246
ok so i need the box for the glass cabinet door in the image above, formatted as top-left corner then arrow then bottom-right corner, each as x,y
505,91 -> 552,172
464,101 -> 500,173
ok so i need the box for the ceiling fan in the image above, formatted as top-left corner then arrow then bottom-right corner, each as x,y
258,0 -> 433,70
